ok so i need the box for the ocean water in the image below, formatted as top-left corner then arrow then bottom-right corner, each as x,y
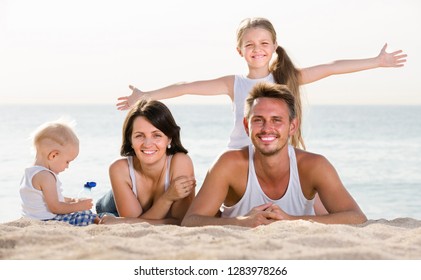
1,104 -> 420,223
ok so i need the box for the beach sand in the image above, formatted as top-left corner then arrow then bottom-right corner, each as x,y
1,217 -> 421,260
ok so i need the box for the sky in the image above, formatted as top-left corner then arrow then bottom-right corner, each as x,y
1,0 -> 420,105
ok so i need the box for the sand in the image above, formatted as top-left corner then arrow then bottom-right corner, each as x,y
1,217 -> 421,260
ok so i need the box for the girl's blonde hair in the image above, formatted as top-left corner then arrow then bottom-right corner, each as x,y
236,17 -> 305,149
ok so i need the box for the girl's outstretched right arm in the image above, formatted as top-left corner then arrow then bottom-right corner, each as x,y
116,75 -> 234,110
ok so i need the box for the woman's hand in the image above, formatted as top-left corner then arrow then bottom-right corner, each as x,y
164,176 -> 196,202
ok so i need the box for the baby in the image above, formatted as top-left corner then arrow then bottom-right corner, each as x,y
19,119 -> 99,226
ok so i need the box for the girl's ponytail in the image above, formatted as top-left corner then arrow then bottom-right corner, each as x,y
271,46 -> 305,149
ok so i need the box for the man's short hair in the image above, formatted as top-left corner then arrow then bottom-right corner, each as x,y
245,82 -> 296,120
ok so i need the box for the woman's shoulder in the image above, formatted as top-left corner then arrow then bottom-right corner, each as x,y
109,157 -> 130,171
170,152 -> 193,165
169,153 -> 194,177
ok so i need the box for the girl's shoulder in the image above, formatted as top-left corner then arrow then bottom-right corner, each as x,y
216,75 -> 235,88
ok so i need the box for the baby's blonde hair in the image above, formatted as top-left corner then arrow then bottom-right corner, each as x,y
31,118 -> 79,152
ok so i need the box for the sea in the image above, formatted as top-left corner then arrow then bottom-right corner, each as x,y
1,103 -> 420,223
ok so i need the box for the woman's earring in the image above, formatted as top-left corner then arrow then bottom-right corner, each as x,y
167,144 -> 171,149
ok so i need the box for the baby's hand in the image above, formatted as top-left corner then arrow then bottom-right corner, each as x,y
78,198 -> 93,210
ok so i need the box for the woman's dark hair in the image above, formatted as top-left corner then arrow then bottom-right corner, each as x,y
120,99 -> 188,156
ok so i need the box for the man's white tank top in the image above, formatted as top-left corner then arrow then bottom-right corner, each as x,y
227,74 -> 274,150
221,145 -> 315,217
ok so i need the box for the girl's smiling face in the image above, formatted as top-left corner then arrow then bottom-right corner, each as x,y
237,27 -> 277,68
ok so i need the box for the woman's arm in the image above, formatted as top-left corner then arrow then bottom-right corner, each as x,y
109,159 -> 143,218
299,43 -> 407,85
168,154 -> 196,220
99,215 -> 180,225
140,154 -> 196,220
116,75 -> 234,110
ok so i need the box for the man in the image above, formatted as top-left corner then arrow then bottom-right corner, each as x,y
182,82 -> 367,227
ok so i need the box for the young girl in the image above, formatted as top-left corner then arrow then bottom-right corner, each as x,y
116,17 -> 407,150
19,120 -> 99,226
97,99 -> 196,225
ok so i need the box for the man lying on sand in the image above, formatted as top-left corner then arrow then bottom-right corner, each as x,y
182,82 -> 367,227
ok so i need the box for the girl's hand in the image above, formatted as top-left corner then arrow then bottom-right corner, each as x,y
116,85 -> 144,110
164,176 -> 196,202
377,43 -> 407,67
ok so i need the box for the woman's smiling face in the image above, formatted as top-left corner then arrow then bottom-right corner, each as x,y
130,116 -> 170,163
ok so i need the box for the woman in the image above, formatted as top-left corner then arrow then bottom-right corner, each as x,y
97,99 -> 196,225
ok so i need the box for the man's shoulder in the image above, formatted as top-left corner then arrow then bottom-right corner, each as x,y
294,148 -> 328,166
218,147 -> 249,162
210,148 -> 249,172
294,148 -> 334,179
208,148 -> 249,184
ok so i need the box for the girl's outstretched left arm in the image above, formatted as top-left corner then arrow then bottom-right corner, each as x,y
299,43 -> 407,85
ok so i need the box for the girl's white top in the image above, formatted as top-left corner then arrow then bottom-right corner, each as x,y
228,73 -> 275,149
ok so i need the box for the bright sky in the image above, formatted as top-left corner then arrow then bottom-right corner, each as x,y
1,0 -> 420,105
